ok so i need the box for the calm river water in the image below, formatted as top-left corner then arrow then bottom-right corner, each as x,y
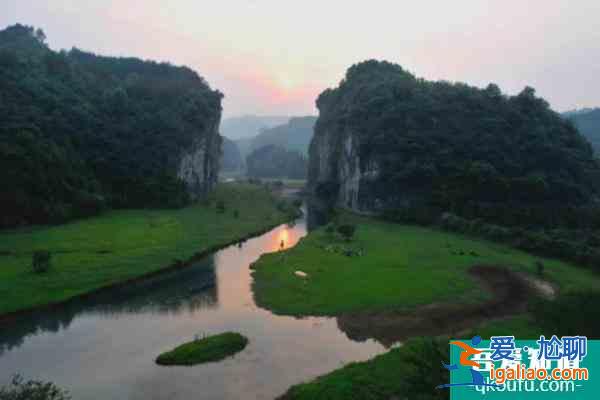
0,209 -> 385,400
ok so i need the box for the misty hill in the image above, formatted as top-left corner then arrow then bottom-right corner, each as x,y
309,60 -> 600,228
234,116 -> 317,162
250,116 -> 317,155
220,137 -> 243,172
563,108 -> 600,152
0,24 -> 222,228
220,115 -> 289,140
246,145 -> 307,180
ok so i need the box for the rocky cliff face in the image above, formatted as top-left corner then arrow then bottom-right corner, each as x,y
309,119 -> 384,213
308,60 -> 600,225
177,113 -> 222,200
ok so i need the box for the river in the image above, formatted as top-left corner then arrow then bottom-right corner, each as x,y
0,208 -> 385,400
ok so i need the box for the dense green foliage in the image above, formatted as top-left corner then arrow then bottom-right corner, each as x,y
0,375 -> 70,400
220,137 -> 243,172
252,213 -> 600,316
31,250 -> 51,274
437,212 -> 600,273
155,332 -> 248,366
250,116 -> 316,155
311,60 -> 600,228
280,338 -> 448,400
564,108 -> 600,152
0,183 -> 290,315
0,24 -> 222,228
246,145 -> 307,179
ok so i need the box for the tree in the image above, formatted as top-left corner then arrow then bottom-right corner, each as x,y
246,145 -> 308,179
0,375 -> 70,400
0,24 -> 223,228
310,59 -> 600,229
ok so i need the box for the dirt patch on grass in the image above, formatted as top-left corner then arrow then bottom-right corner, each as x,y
337,265 -> 550,346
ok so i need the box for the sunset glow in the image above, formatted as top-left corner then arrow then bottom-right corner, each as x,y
2,0 -> 598,116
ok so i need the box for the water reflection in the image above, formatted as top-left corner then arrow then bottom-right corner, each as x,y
0,257 -> 218,357
0,209 -> 384,400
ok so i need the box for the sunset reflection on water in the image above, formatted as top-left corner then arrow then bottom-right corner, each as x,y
0,210 -> 385,400
269,224 -> 301,252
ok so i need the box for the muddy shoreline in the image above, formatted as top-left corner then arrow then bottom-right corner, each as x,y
337,265 -> 556,346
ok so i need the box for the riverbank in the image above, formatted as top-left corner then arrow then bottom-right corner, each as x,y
252,213 -> 600,317
0,183 -> 294,319
261,213 -> 600,400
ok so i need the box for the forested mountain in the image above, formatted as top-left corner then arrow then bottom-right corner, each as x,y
309,60 -> 600,228
220,137 -> 243,172
0,24 -> 223,228
249,116 -> 316,156
246,145 -> 307,180
221,115 -> 289,140
563,108 -> 600,153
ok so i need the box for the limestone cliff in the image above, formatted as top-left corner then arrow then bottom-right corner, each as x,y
308,60 -> 600,224
177,113 -> 222,200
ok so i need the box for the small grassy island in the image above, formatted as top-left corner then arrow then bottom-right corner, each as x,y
156,332 -> 249,366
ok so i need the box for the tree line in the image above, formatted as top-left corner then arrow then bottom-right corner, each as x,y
0,24 -> 222,228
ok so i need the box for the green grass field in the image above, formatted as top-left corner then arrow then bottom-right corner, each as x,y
0,183 -> 289,316
280,337 -> 448,400
268,213 -> 600,400
156,332 -> 248,366
252,214 -> 600,316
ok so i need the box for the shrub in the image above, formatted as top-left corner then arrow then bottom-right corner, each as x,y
337,224 -> 356,241
233,209 -> 240,219
0,375 -> 70,400
216,200 -> 225,214
32,250 -> 51,273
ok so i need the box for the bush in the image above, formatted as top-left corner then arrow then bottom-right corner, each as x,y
233,209 -> 240,219
0,375 -> 70,400
32,250 -> 51,273
216,200 -> 225,214
337,224 -> 356,241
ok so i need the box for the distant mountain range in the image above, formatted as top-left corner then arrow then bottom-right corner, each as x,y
220,116 -> 317,172
249,116 -> 317,156
563,108 -> 600,152
220,115 -> 290,140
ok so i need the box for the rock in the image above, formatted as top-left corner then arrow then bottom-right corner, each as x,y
177,113 -> 221,200
294,270 -> 309,278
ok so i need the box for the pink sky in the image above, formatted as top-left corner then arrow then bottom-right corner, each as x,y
2,0 -> 599,117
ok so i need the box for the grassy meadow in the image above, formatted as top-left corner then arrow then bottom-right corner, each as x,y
267,213 -> 600,400
252,213 -> 600,316
0,183 -> 290,316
